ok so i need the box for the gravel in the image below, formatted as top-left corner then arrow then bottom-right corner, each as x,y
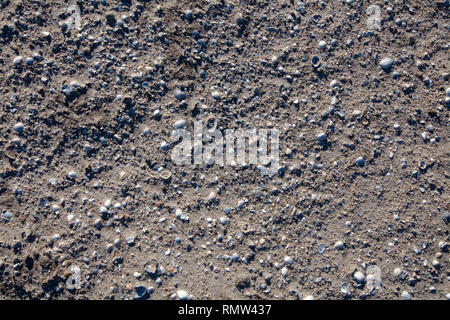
0,0 -> 447,302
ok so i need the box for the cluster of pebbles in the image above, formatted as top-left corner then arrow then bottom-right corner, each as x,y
0,0 -> 449,300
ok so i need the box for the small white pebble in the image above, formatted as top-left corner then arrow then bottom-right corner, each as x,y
401,291 -> 411,300
177,289 -> 189,300
334,240 -> 344,250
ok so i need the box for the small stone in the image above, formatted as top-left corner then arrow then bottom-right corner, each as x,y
211,91 -> 221,100
104,199 -> 112,209
207,191 -> 217,202
432,260 -> 440,268
438,241 -> 448,251
125,236 -> 135,246
421,131 -> 429,142
13,122 -> 24,133
133,286 -> 148,300
316,132 -> 327,142
144,259 -> 159,277
334,241 -> 344,250
284,256 -> 294,265
2,211 -> 13,222
380,57 -> 394,70
67,171 -> 77,179
13,56 -> 23,65
355,157 -> 365,166
177,289 -> 189,300
105,11 -> 116,26
219,217 -> 229,225
52,234 -> 61,241
174,119 -> 186,129
174,89 -> 186,100
319,40 -> 327,49
353,271 -> 366,284
94,219 -> 102,229
401,290 -> 411,300
443,212 -> 449,223
84,144 -> 92,152
330,80 -> 338,88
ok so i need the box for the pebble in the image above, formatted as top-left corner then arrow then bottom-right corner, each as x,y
13,56 -> 23,65
421,132 -> 429,142
353,271 -> 365,284
401,290 -> 411,300
125,236 -> 135,246
334,241 -> 344,250
443,212 -> 449,223
174,89 -> 186,100
355,157 -> 365,166
52,234 -> 61,241
13,122 -> 24,133
316,132 -> 327,142
219,217 -> 229,225
177,289 -> 189,300
104,199 -> 112,209
432,260 -> 440,268
379,57 -> 394,70
1,211 -> 13,222
330,80 -> 339,88
207,191 -> 217,202
174,119 -> 186,129
25,57 -> 34,66
144,259 -> 159,276
284,256 -> 294,265
211,91 -> 221,100
133,286 -> 148,300
94,219 -> 102,229
67,171 -> 77,179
